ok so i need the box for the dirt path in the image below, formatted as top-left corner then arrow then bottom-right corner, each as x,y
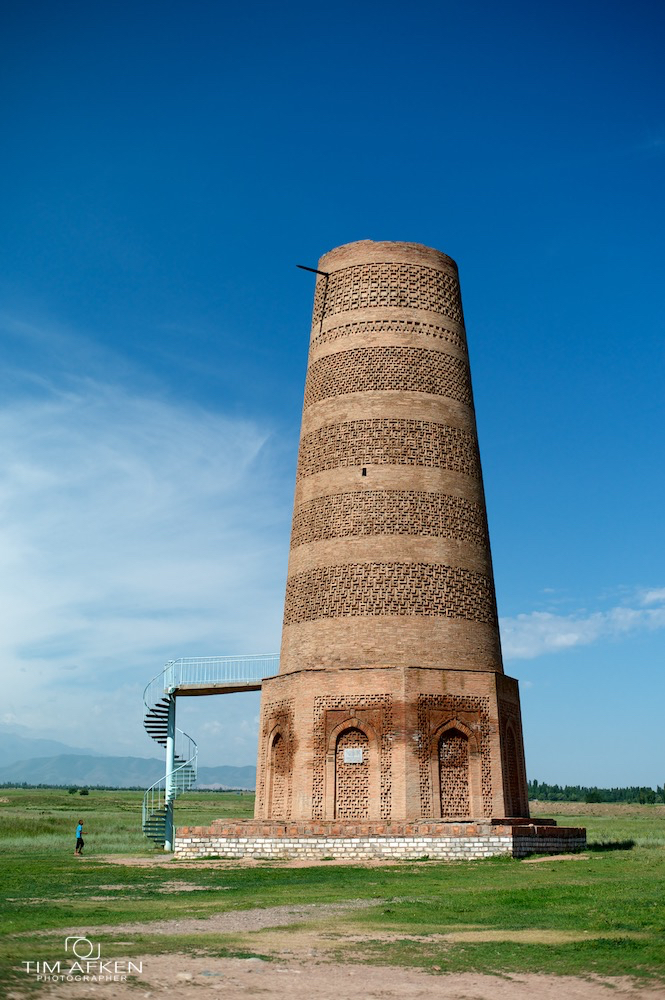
89,854 -> 415,869
19,909 -> 664,1000
16,852 -> 662,998
45,899 -> 375,937
31,955 -> 665,1000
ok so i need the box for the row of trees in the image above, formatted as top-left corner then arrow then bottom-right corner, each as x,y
529,779 -> 664,804
0,781 -> 251,793
0,781 -> 143,791
2,779 -> 663,803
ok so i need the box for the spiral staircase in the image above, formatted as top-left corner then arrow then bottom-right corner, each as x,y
142,655 -> 279,849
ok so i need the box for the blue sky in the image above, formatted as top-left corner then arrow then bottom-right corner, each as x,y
0,0 -> 663,786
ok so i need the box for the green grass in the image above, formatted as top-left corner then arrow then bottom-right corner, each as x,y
1,793 -> 664,992
532,801 -> 665,849
0,787 -> 254,854
340,934 -> 665,980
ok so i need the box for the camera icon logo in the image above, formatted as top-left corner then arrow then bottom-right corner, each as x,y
65,936 -> 101,960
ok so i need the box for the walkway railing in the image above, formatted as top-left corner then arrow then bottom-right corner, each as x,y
145,654 -> 279,706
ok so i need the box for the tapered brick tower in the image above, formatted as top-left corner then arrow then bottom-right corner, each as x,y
255,240 -> 529,823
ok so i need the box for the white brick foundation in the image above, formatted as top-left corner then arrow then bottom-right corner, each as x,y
174,820 -> 586,861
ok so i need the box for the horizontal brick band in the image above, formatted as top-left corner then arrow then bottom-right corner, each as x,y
312,263 -> 463,325
303,347 -> 472,409
297,419 -> 480,480
283,562 -> 497,625
311,318 -> 467,353
290,490 -> 488,549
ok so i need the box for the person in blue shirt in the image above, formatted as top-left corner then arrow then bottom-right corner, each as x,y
75,820 -> 84,855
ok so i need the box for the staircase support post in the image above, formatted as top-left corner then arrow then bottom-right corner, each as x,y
164,694 -> 176,851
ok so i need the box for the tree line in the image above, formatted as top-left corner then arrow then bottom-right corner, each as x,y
2,778 -> 663,803
529,779 -> 664,804
0,781 -> 252,793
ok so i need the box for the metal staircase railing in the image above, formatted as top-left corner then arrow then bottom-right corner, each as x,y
142,654 -> 279,849
141,719 -> 197,847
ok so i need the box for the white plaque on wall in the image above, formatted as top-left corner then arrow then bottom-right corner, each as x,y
343,748 -> 363,764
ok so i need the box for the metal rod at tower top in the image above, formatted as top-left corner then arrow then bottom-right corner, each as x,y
296,264 -> 329,276
296,264 -> 329,334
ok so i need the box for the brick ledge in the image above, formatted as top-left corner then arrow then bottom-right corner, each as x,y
177,818 -> 582,838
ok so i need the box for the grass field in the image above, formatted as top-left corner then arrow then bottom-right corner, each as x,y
531,800 -> 665,850
1,789 -> 664,993
0,787 -> 254,854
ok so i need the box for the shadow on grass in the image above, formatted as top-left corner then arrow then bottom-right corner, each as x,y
587,839 -> 636,852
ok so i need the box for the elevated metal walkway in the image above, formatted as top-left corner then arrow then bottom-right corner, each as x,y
142,654 -> 279,849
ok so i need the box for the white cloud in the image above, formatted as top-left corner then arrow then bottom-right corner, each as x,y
500,592 -> 665,660
0,375 -> 290,757
3,314 -> 662,768
641,588 -> 665,606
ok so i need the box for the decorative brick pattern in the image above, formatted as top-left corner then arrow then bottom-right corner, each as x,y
506,728 -> 520,815
284,563 -> 497,626
269,733 -> 288,818
499,698 -> 528,817
312,264 -> 463,325
439,730 -> 470,817
255,241 -> 533,826
297,419 -> 480,480
312,695 -> 393,820
303,347 -> 472,409
417,694 -> 492,817
255,699 -> 294,819
335,729 -> 370,819
290,490 -> 488,550
311,318 -> 467,353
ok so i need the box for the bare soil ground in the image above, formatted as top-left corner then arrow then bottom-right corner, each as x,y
91,854 -> 415,869
20,898 -> 665,1000
28,954 -> 665,1000
522,853 -> 589,863
91,852 -> 591,870
40,899 -> 375,937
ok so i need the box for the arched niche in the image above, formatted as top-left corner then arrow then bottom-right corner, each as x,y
265,725 -> 290,819
429,719 -> 483,820
323,717 -> 381,820
503,722 -> 525,817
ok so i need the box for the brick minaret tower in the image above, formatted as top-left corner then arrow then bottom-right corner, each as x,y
255,240 -> 529,822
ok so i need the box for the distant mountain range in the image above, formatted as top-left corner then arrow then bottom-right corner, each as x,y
0,725 -> 256,789
0,751 -> 256,790
0,728 -> 101,766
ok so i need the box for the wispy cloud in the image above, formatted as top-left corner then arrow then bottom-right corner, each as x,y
641,588 -> 665,606
500,590 -> 665,660
3,317 -> 662,764
0,368 -> 290,757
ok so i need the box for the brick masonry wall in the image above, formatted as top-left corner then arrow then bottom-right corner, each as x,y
175,821 -> 586,861
256,239 -> 530,823
280,239 -> 500,675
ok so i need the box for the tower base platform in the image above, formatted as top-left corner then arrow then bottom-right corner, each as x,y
175,818 -> 586,861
